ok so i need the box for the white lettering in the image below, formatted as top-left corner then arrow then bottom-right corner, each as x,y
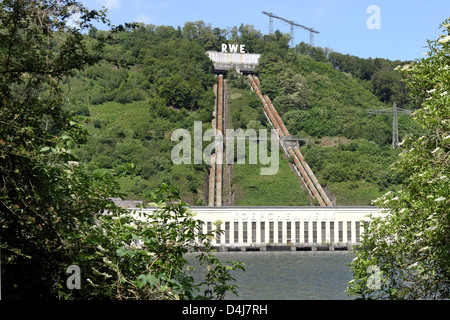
204,211 -> 340,225
183,305 -> 216,317
220,44 -> 246,53
229,44 -> 239,53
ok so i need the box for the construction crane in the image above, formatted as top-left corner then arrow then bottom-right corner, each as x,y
262,11 -> 320,47
368,102 -> 413,149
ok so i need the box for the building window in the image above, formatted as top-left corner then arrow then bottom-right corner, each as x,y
243,222 -> 248,243
356,221 -> 360,243
234,222 -> 239,243
330,221 -> 335,243
313,221 -> 317,243
295,222 -> 300,244
304,221 -> 309,243
287,221 -> 291,243
216,223 -> 221,244
278,222 -> 283,243
269,222 -> 274,243
338,221 -> 343,242
347,221 -> 352,243
207,222 -> 212,237
260,221 -> 265,243
251,222 -> 256,243
197,223 -> 203,244
321,221 -> 326,243
225,222 -> 230,244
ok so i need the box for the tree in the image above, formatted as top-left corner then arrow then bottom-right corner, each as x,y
273,72 -> 311,113
371,68 -> 403,103
347,19 -> 450,300
0,0 -> 243,300
0,0 -> 115,299
69,184 -> 244,300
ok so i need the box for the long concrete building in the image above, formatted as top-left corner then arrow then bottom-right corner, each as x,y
130,206 -> 383,251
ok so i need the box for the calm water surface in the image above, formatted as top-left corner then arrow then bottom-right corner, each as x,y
186,251 -> 356,300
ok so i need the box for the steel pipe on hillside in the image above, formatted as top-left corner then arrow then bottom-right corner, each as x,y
259,79 -> 332,207
208,84 -> 218,206
263,94 -> 290,137
215,75 -> 224,207
293,147 -> 332,206
248,75 -> 283,137
249,75 -> 316,199
249,75 -> 333,206
287,147 -> 325,206
208,154 -> 216,206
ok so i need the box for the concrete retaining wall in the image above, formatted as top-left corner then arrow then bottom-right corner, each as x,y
206,51 -> 261,73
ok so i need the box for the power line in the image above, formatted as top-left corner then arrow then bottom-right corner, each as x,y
368,102 -> 413,149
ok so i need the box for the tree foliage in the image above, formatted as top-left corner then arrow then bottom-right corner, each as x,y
298,42 -> 410,106
0,0 -> 243,300
347,19 -> 450,300
0,0 -> 115,299
67,184 -> 244,300
252,38 -> 421,205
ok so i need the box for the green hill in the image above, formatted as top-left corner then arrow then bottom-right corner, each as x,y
65,22 -> 420,206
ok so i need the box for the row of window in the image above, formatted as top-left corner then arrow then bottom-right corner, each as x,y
203,221 -> 362,245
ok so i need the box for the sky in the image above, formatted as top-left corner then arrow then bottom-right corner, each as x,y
79,0 -> 450,62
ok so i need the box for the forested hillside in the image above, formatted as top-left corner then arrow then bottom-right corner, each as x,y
65,22 -> 420,206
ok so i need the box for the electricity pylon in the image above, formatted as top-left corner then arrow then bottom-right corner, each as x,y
262,11 -> 320,47
368,102 -> 413,149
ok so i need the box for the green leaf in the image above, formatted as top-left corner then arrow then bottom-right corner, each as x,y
116,247 -> 127,257
135,274 -> 159,289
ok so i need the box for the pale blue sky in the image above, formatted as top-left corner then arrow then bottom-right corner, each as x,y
80,0 -> 450,61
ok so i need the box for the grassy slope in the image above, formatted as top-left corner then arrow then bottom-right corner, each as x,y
69,53 -> 414,207
80,74 -> 404,207
232,155 -> 311,206
227,82 -> 311,206
255,55 -> 417,206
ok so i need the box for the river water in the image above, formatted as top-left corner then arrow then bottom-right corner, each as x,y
186,251 -> 356,300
